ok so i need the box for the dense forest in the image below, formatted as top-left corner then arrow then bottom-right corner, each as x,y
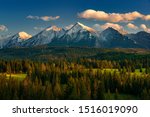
0,47 -> 150,100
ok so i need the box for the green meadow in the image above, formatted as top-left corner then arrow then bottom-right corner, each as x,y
1,73 -> 27,81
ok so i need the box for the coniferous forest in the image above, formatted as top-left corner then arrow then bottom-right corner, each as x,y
0,47 -> 150,100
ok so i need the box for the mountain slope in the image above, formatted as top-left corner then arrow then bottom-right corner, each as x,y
98,27 -> 140,48
127,31 -> 150,49
1,32 -> 31,48
51,22 -> 99,47
23,26 -> 65,47
0,22 -> 150,49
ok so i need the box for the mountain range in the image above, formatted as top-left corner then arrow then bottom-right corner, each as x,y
0,22 -> 150,49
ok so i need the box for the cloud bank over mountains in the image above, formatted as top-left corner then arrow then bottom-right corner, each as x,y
77,9 -> 150,34
78,9 -> 150,22
93,22 -> 150,34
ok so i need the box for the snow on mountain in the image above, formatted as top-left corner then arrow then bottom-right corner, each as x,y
0,34 -> 11,48
74,22 -> 96,33
65,22 -> 96,37
0,34 -> 11,40
0,22 -> 150,49
1,32 -> 32,48
53,22 -> 99,47
23,26 -> 65,47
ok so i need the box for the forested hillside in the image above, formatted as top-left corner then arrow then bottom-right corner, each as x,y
0,47 -> 150,100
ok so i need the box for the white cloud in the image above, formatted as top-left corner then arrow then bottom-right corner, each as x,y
18,32 -> 32,39
78,9 -> 150,22
127,23 -> 138,30
27,15 -> 60,21
140,24 -> 150,33
40,16 -> 60,21
27,15 -> 40,20
78,10 -> 109,21
95,23 -> 128,34
65,24 -> 74,30
34,27 -> 44,31
0,25 -> 8,32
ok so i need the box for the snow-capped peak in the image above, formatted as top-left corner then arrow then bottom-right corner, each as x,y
18,32 -> 32,40
75,22 -> 96,33
46,26 -> 62,32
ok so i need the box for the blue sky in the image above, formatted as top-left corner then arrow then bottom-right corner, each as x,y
0,0 -> 150,35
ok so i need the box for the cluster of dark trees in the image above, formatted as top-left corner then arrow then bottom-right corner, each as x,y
0,56 -> 150,100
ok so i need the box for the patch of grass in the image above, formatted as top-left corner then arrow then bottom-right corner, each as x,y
6,73 -> 27,81
135,68 -> 146,73
87,68 -> 147,76
130,68 -> 146,77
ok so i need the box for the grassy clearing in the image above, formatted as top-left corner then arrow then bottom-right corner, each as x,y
135,68 -> 146,73
91,68 -> 145,73
5,73 -> 27,81
85,68 -> 147,78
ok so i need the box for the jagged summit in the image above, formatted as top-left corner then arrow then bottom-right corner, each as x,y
22,25 -> 65,47
102,27 -> 120,34
71,22 -> 96,33
52,22 -> 99,47
0,22 -> 150,49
